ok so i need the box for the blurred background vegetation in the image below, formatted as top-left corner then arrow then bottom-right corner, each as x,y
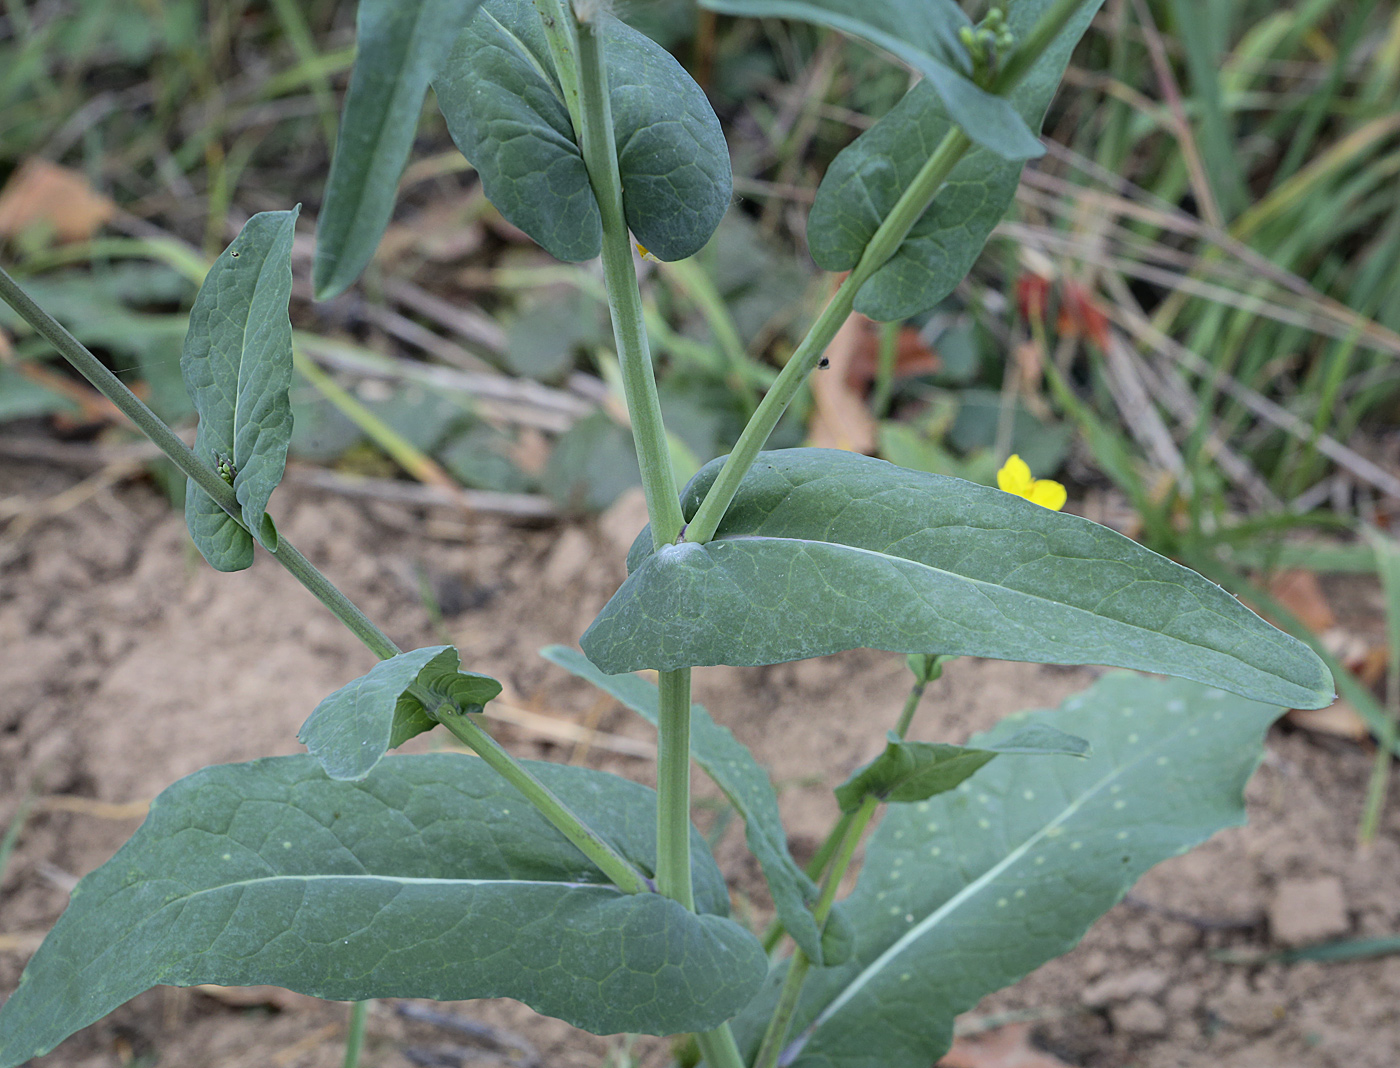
2,0 -> 1399,801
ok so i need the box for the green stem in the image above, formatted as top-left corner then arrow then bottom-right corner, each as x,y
654,668 -> 696,908
683,127 -> 972,545
436,710 -> 653,895
532,0 -> 586,137
574,12 -> 684,549
0,264 -> 647,898
684,0 -> 1098,546
870,318 -> 900,419
752,797 -> 875,1068
342,1000 -> 370,1068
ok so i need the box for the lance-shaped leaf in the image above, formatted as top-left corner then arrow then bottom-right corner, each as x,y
729,675 -> 1281,1068
698,0 -> 1040,160
834,725 -> 1090,814
542,644 -> 846,966
298,646 -> 502,780
808,0 -> 1105,321
0,755 -> 766,1068
313,0 -> 487,300
433,0 -> 731,263
182,209 -> 298,571
583,450 -> 1334,710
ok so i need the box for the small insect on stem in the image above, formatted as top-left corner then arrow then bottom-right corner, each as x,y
817,356 -> 831,369
215,454 -> 236,486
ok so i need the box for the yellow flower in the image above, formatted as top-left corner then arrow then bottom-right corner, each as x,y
996,454 -> 1066,511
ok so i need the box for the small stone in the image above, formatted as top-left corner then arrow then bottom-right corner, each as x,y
1081,967 -> 1169,1007
1268,876 -> 1348,947
1111,997 -> 1168,1036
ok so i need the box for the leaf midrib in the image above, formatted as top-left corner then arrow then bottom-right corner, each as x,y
712,534 -> 1294,675
790,718 -> 1195,1057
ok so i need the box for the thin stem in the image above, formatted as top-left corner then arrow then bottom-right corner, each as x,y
683,128 -> 972,545
752,798 -> 875,1068
574,13 -> 684,549
685,0 -> 1099,546
0,264 -> 646,899
695,1027 -> 747,1068
342,1000 -> 370,1068
654,668 -> 695,908
436,711 -> 653,895
531,0 -> 585,135
870,318 -> 899,418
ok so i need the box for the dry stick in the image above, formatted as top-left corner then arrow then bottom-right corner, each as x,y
1106,292 -> 1400,503
1035,139 -> 1400,358
1127,0 -> 1225,230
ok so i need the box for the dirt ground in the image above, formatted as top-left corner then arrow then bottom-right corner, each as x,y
2,457 -> 1399,1068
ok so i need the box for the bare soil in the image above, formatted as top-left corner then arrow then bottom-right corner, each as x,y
2,459 -> 1398,1068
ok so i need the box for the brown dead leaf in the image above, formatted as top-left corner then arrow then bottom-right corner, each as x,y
939,1023 -> 1073,1068
1267,569 -> 1336,633
0,159 -> 115,243
1286,703 -> 1371,741
192,985 -> 321,1012
808,312 -> 876,453
845,318 -> 941,391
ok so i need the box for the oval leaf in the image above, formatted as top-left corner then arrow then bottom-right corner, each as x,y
313,0 -> 487,300
833,725 -> 1089,814
730,675 -> 1282,1068
542,644 -> 838,965
433,0 -> 730,262
182,209 -> 298,571
584,450 -> 1334,709
299,645 -> 503,780
809,0 -> 1105,320
0,755 -> 765,1067
698,0 -> 1041,160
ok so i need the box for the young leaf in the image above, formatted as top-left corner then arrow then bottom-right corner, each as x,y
729,675 -> 1282,1068
833,725 -> 1089,814
298,645 -> 502,780
697,0 -> 1042,160
0,755 -> 766,1067
433,0 -> 731,263
312,0 -> 487,300
182,209 -> 298,571
808,0 -> 1105,321
584,450 -> 1335,710
541,644 -> 842,966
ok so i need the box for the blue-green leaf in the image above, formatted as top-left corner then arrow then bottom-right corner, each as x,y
697,0 -> 1042,160
809,0 -> 1104,320
833,725 -> 1089,814
298,646 -> 502,780
313,0 -> 487,300
541,644 -> 839,965
585,450 -> 1334,709
0,755 -> 766,1067
730,675 -> 1281,1068
182,209 -> 298,571
433,0 -> 730,262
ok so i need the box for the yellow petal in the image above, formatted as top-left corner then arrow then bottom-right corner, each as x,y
634,241 -> 659,262
996,454 -> 1033,496
1027,479 -> 1067,511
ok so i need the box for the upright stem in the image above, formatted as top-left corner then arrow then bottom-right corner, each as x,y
683,127 -> 971,545
573,13 -> 684,549
342,1000 -> 370,1068
752,797 -> 876,1068
0,264 -> 647,896
654,668 -> 695,908
685,0 -> 1098,546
